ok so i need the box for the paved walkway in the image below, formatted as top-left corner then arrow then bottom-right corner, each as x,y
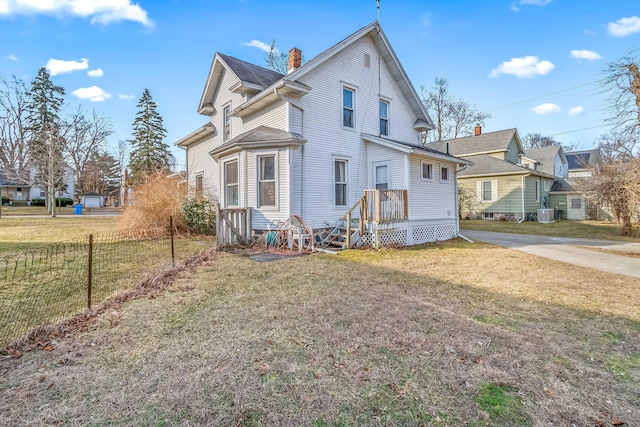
459,230 -> 640,279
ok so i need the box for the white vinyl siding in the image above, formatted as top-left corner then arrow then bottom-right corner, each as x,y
223,104 -> 231,141
408,155 -> 456,219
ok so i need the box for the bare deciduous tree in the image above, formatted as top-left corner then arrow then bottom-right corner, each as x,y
0,75 -> 31,180
421,77 -> 490,143
63,107 -> 113,200
601,49 -> 640,138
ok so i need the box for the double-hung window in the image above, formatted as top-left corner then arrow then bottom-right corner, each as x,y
334,160 -> 347,206
440,166 -> 450,182
223,105 -> 231,141
195,174 -> 203,201
258,155 -> 276,207
224,160 -> 238,207
421,162 -> 433,180
379,100 -> 389,136
343,88 -> 354,128
482,180 -> 492,201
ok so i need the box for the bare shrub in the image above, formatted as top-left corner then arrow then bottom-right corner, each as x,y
118,172 -> 188,231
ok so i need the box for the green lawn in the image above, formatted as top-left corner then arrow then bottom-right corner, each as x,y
460,219 -> 640,241
1,242 -> 638,426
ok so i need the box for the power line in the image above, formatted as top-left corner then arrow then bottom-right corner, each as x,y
487,80 -> 599,112
546,124 -> 610,137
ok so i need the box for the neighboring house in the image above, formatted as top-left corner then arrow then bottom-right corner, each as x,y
0,172 -> 30,205
566,149 -> 601,177
1,167 -> 74,205
28,166 -> 75,202
175,21 -> 472,247
426,127 -> 557,220
522,145 -> 568,178
548,148 -> 605,220
81,192 -> 105,208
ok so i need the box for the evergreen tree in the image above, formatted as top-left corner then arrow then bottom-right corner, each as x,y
25,67 -> 67,216
128,88 -> 173,183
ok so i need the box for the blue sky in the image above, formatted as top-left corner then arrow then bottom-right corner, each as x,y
2,0 -> 639,163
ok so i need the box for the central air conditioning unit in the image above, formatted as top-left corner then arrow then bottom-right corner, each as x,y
537,208 -> 555,223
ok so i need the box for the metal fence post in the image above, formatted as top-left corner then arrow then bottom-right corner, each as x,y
87,234 -> 93,309
170,215 -> 175,267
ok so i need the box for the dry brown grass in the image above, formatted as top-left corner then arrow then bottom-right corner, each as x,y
1,242 -> 638,426
118,172 -> 188,232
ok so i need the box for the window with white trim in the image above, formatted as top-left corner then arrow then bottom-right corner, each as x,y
477,180 -> 498,202
195,173 -> 203,201
379,99 -> 389,136
421,162 -> 433,180
224,160 -> 238,207
334,159 -> 348,206
342,87 -> 355,128
223,104 -> 231,141
440,166 -> 450,182
258,155 -> 276,207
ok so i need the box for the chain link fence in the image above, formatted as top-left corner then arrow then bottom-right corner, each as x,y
0,220 -> 210,348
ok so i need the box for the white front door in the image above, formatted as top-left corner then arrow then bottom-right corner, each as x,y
372,161 -> 390,190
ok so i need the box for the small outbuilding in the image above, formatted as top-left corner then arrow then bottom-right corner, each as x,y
81,192 -> 105,208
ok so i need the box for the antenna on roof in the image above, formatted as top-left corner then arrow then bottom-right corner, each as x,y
268,39 -> 276,71
377,0 -> 380,22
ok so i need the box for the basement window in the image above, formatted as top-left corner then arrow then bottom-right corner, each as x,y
482,212 -> 494,220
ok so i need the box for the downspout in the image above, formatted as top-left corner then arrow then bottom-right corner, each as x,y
455,163 -> 471,241
519,174 -> 530,223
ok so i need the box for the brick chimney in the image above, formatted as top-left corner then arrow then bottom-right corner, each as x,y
474,125 -> 482,136
287,47 -> 302,73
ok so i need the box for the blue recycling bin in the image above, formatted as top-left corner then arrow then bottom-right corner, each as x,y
74,204 -> 83,215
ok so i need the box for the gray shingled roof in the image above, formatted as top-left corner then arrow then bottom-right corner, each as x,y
209,125 -> 305,157
458,154 -> 556,179
551,178 -> 586,192
0,172 -> 29,187
524,145 -> 563,176
218,54 -> 284,89
425,128 -> 519,156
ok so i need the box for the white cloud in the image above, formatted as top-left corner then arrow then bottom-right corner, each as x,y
117,93 -> 135,100
243,40 -> 273,53
570,49 -> 602,60
87,68 -> 103,77
489,56 -> 555,78
608,16 -> 640,37
72,86 -> 112,102
568,106 -> 584,116
5,53 -> 18,61
0,0 -> 153,28
532,103 -> 561,115
420,13 -> 431,28
46,58 -> 89,75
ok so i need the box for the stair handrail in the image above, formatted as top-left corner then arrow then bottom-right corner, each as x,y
341,195 -> 366,249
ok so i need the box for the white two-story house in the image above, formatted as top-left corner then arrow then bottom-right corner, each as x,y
175,21 -> 471,248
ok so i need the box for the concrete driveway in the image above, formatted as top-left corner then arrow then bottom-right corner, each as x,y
460,230 -> 640,279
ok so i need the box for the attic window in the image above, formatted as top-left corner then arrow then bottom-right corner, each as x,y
364,54 -> 371,68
